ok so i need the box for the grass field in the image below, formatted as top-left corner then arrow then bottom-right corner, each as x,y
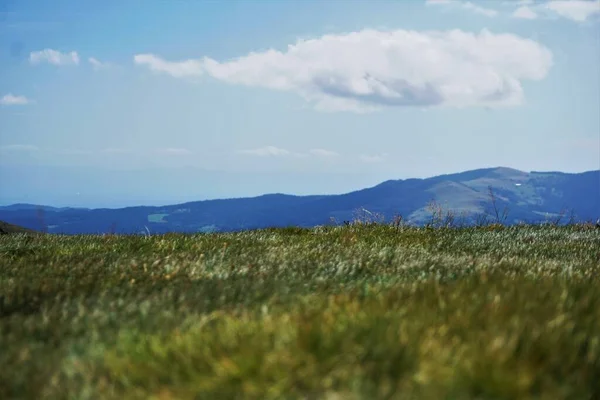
1,224 -> 599,399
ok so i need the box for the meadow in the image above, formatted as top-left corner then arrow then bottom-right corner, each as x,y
1,223 -> 599,399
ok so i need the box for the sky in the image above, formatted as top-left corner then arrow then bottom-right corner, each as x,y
0,0 -> 599,207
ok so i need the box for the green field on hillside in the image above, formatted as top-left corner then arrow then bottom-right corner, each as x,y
1,224 -> 599,399
147,213 -> 169,223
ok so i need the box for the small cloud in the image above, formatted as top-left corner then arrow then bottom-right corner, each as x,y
0,93 -> 30,105
157,148 -> 193,156
88,57 -> 112,70
426,0 -> 498,17
513,5 -> 538,19
134,54 -> 203,78
238,146 -> 291,157
0,144 -> 39,152
544,0 -> 600,22
510,0 -> 600,22
461,1 -> 499,17
29,49 -> 79,66
309,148 -> 340,157
359,153 -> 388,163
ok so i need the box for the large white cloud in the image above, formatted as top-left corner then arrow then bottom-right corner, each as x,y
134,28 -> 553,112
29,49 -> 79,66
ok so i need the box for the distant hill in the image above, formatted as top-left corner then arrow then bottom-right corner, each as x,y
0,167 -> 598,234
0,204 -> 89,212
0,220 -> 40,235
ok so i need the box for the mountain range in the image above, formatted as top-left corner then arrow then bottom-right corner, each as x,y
1,167 -> 598,234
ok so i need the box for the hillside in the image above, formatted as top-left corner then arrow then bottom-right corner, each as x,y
0,220 -> 39,235
0,167 -> 598,234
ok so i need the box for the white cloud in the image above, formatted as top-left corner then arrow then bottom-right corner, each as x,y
359,153 -> 388,163
545,0 -> 600,21
88,57 -> 112,70
309,148 -> 340,157
136,28 -> 552,112
510,0 -> 600,22
426,0 -> 498,17
238,146 -> 291,157
461,1 -> 499,16
29,49 -> 79,66
134,54 -> 203,78
1,93 -> 30,105
513,5 -> 539,19
0,144 -> 39,152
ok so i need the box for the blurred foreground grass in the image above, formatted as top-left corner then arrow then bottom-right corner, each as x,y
1,224 -> 599,399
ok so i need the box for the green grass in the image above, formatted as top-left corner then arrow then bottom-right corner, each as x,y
1,224 -> 599,399
147,213 -> 169,223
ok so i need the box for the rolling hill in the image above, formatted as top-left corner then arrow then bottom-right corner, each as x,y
0,220 -> 40,235
0,167 -> 598,234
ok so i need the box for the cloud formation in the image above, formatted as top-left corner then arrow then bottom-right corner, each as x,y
134,54 -> 203,78
134,29 -> 553,112
545,0 -> 600,21
459,1 -> 499,17
426,0 -> 499,17
510,0 -> 600,21
512,6 -> 539,19
309,148 -> 340,157
29,49 -> 79,66
88,57 -> 112,70
238,146 -> 291,157
431,0 -> 599,22
1,93 -> 30,105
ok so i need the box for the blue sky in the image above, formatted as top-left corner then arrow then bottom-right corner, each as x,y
1,0 -> 599,207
